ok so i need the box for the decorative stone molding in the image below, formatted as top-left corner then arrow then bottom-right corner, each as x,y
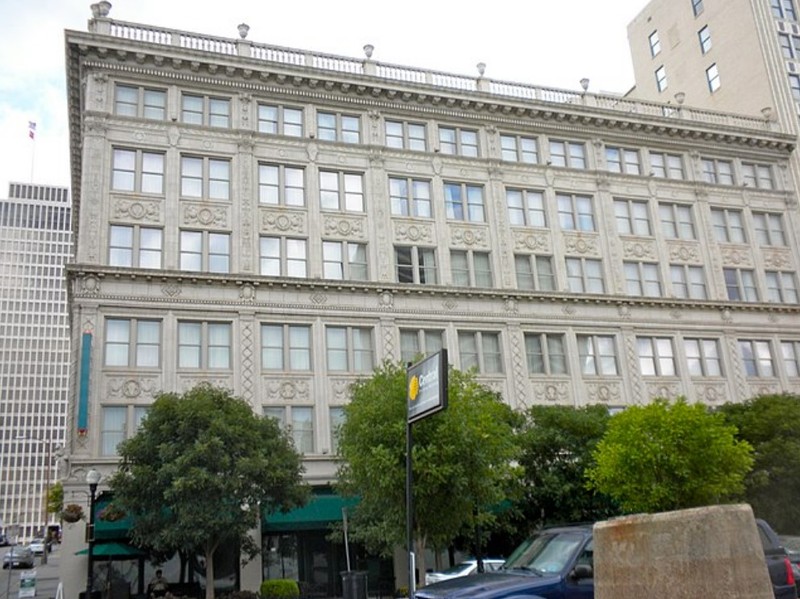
694,383 -> 726,403
239,283 -> 256,302
622,240 -> 657,260
168,126 -> 181,146
161,282 -> 182,297
432,155 -> 443,175
261,210 -> 306,234
442,298 -> 458,311
563,234 -> 600,256
106,377 -> 159,400
618,304 -> 631,319
504,298 -> 518,313
645,381 -> 681,400
667,242 -> 701,264
562,304 -> 576,315
719,247 -> 753,267
513,231 -> 550,252
91,72 -> 108,108
330,378 -> 353,402
263,379 -> 310,401
747,382 -> 781,397
112,199 -> 160,222
178,377 -> 233,392
762,249 -> 792,269
394,221 -> 433,243
533,381 -> 570,403
586,382 -> 621,403
310,293 -> 327,304
182,204 -> 229,227
306,143 -> 319,162
450,226 -> 488,248
81,275 -> 101,296
241,322 -> 254,401
378,291 -> 394,309
324,216 -> 365,239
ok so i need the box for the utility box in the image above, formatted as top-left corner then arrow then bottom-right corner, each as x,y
341,571 -> 368,599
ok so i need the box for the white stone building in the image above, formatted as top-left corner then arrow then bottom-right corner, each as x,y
62,2 -> 800,597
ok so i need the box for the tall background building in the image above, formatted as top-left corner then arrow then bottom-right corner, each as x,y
60,2 -> 800,598
0,182 -> 72,540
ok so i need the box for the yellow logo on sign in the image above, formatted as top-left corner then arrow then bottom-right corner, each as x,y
409,375 -> 420,401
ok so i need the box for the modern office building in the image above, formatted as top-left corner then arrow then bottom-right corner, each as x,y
0,182 -> 72,540
62,3 -> 800,597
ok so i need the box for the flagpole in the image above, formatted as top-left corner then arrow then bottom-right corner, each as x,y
28,121 -> 36,183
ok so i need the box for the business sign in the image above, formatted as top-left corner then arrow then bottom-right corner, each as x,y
19,570 -> 36,598
407,350 -> 448,423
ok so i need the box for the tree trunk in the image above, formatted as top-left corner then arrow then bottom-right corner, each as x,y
204,548 -> 215,599
414,537 -> 427,588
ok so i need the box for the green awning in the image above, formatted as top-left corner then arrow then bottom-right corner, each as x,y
76,541 -> 146,559
264,493 -> 359,532
93,494 -> 133,540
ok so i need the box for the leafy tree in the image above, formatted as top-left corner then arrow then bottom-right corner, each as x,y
109,384 -> 308,599
47,481 -> 64,521
517,405 -> 618,529
586,398 -> 753,513
718,393 -> 800,534
336,361 -> 521,581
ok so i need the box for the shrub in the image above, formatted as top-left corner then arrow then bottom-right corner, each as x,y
260,580 -> 299,599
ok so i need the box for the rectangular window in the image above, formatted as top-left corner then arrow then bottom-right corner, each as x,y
101,406 -> 127,457
702,158 -> 735,185
753,212 -> 786,246
395,246 -> 437,284
290,406 -> 314,454
112,149 -> 165,194
261,323 -> 311,370
515,254 -> 556,291
115,85 -> 166,120
655,65 -> 668,92
458,331 -> 503,374
781,340 -> 800,377
389,177 -> 432,218
181,156 -> 230,200
323,241 -> 368,281
500,134 -> 538,163
385,120 -> 427,151
706,63 -> 721,92
741,163 -> 774,190
259,236 -> 307,277
444,182 -> 485,222
791,74 -> 800,101
259,164 -> 305,206
400,329 -> 445,364
438,126 -> 479,157
181,94 -> 230,127
506,188 -> 546,228
649,31 -> 661,57
557,193 -> 595,231
549,140 -> 586,168
330,406 -> 345,455
739,339 -> 775,377
698,26 -> 712,53
766,271 -> 799,303
624,261 -> 662,297
659,203 -> 696,239
450,250 -> 492,287
606,147 -> 642,175
772,0 -> 797,20
711,208 -> 746,243
780,33 -> 796,58
525,333 -> 567,375
317,111 -> 360,143
577,334 -> 618,375
685,338 -> 723,377
724,268 -> 759,301
104,318 -> 161,368
614,199 -> 651,236
180,230 -> 231,273
178,321 -> 232,369
566,257 -> 605,294
258,104 -> 303,137
637,337 -> 676,377
670,264 -> 708,299
326,326 -> 374,372
649,152 -> 685,179
319,171 -> 364,212
692,0 -> 704,16
109,225 -> 163,269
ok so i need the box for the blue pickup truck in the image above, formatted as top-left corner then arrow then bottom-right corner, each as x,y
415,520 -> 796,599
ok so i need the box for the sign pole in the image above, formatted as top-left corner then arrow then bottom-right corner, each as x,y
406,419 -> 415,599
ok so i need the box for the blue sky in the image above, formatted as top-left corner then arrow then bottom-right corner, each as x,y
0,0 -> 647,194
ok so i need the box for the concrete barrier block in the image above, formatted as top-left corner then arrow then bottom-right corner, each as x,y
594,503 -> 774,599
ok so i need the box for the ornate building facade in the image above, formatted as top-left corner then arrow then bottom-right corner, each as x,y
62,3 -> 800,596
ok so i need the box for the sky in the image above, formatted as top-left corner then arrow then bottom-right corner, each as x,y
0,0 -> 648,195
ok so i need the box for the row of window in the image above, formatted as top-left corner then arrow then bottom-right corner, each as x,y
654,60 -> 720,94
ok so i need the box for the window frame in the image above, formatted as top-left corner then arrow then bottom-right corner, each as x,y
648,30 -> 661,57
637,336 -> 677,377
260,323 -> 312,371
565,257 -> 605,294
317,111 -> 361,144
444,181 -> 485,222
319,170 -> 365,212
724,268 -> 759,302
659,202 -> 696,240
400,328 -> 445,364
614,198 -> 652,236
257,103 -> 303,137
385,120 -> 427,151
179,229 -> 231,274
395,245 -> 438,284
706,63 -> 721,92
181,93 -> 231,128
711,207 -> 746,243
450,249 -> 493,288
649,151 -> 685,179
438,126 -> 479,157
577,334 -> 619,376
698,26 -> 712,54
702,158 -> 735,186
259,235 -> 308,278
684,337 -> 723,377
114,84 -> 166,120
765,271 -> 799,303
180,155 -> 231,200
606,147 -> 642,175
500,134 -> 538,163
524,332 -> 568,375
670,264 -> 708,299
655,65 -> 668,92
739,339 -> 775,378
457,330 -> 504,374
326,326 -> 374,373
108,224 -> 163,269
177,320 -> 233,370
389,176 -> 432,218
104,317 -> 161,368
624,261 -> 662,297
549,140 -> 587,169
752,212 -> 786,246
322,240 -> 368,281
258,163 -> 306,207
515,254 -> 556,291
112,148 -> 165,195
557,193 -> 596,231
741,163 -> 775,190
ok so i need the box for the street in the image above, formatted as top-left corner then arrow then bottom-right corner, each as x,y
1,546 -> 61,599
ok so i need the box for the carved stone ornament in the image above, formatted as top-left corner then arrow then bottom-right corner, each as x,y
622,240 -> 656,260
668,243 -> 701,264
587,382 -> 621,403
395,222 -> 432,243
450,227 -> 487,248
183,204 -> 228,227
81,276 -> 100,296
239,283 -> 255,302
720,247 -> 752,267
646,382 -> 680,400
762,249 -> 791,269
324,217 -> 365,238
514,232 -> 550,252
378,291 -> 394,309
264,379 -> 310,402
113,199 -> 160,222
107,378 -> 158,400
563,234 -> 599,256
534,382 -> 569,403
162,282 -> 182,297
262,211 -> 305,234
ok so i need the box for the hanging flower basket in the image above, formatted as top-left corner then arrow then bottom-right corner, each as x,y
98,503 -> 126,522
62,503 -> 85,523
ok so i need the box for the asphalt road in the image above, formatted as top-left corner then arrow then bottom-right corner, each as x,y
1,546 -> 61,599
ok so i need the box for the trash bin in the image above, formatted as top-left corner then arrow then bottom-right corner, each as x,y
341,570 -> 368,599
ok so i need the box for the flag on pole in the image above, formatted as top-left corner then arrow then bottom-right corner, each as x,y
28,121 -> 36,140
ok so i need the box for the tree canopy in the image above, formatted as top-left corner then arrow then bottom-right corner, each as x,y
335,361 -> 521,579
109,384 -> 308,599
516,405 -> 618,529
586,398 -> 753,513
718,393 -> 800,534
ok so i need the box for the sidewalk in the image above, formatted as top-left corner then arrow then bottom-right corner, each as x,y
1,546 -> 61,599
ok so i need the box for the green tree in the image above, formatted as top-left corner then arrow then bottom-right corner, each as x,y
336,361 -> 521,580
586,398 -> 753,513
109,384 -> 308,599
47,481 -> 64,521
718,393 -> 800,533
517,405 -> 618,528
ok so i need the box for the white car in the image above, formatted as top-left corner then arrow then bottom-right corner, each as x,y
27,538 -> 49,555
425,558 -> 505,585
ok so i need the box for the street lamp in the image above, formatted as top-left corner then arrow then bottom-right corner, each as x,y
85,469 -> 101,599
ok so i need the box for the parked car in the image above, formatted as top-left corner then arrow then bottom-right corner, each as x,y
27,538 -> 50,555
756,519 -> 798,599
0,535 -> 9,547
425,559 -> 506,585
2,547 -> 35,569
